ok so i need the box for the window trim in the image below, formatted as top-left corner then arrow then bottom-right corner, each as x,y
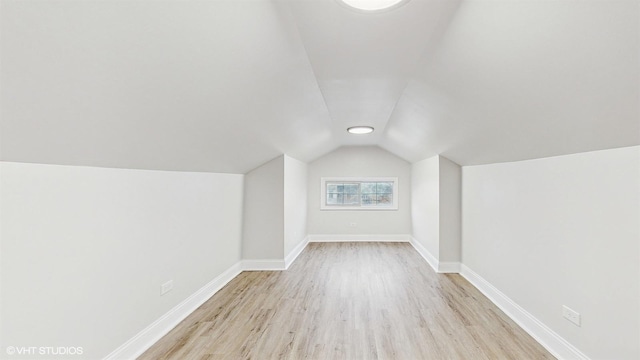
320,177 -> 399,211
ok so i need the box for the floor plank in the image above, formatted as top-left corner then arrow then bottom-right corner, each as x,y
139,242 -> 554,359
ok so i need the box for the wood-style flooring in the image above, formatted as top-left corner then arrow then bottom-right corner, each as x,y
139,242 -> 554,359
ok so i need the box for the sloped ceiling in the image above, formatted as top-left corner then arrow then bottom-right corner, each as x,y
382,0 -> 640,164
1,0 -> 638,173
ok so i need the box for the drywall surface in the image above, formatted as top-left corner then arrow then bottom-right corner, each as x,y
284,155 -> 308,256
242,156 -> 285,260
0,162 -> 243,359
307,146 -> 411,235
410,156 -> 440,256
438,156 -> 461,262
0,0 -> 337,174
462,146 -> 640,359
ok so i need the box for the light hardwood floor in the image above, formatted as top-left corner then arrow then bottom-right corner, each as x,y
139,242 -> 554,359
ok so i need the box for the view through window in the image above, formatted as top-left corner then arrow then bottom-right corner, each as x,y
321,177 -> 398,210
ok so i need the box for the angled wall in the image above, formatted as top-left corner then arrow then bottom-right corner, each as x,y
242,156 -> 285,262
462,146 -> 639,359
242,155 -> 309,267
0,162 -> 244,359
284,156 -> 308,259
438,156 -> 462,263
411,155 -> 462,272
410,156 -> 440,257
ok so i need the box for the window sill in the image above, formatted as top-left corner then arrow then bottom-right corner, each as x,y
320,206 -> 399,211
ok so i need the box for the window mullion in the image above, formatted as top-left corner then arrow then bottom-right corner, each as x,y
374,182 -> 377,206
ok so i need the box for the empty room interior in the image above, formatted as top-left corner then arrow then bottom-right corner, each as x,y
1,0 -> 639,359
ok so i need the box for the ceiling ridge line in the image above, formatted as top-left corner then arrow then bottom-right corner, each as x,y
384,0 -> 464,133
281,1 -> 335,125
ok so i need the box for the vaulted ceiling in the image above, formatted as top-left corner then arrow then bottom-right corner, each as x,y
1,0 -> 638,173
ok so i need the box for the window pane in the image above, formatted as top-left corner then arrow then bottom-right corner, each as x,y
344,183 -> 359,194
361,194 -> 376,206
326,193 -> 340,205
361,182 -> 376,194
324,178 -> 396,209
376,182 -> 393,194
344,194 -> 359,205
377,194 -> 393,205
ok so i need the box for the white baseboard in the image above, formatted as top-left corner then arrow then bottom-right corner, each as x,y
460,265 -> 589,360
409,237 -> 439,272
285,236 -> 309,269
241,259 -> 286,271
308,234 -> 410,242
104,255 -> 295,359
438,262 -> 461,273
409,237 -> 460,273
104,262 -> 243,360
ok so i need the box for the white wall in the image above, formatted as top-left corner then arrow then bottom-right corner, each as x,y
307,146 -> 412,236
284,156 -> 308,257
411,155 -> 461,268
242,154 -> 308,264
462,146 -> 640,360
411,156 -> 440,256
242,156 -> 284,260
0,162 -> 244,360
439,156 -> 461,263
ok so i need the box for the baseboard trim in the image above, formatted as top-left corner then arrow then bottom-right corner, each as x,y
103,262 -> 243,360
438,261 -> 461,273
285,236 -> 309,269
241,259 -> 286,271
409,237 -> 439,272
460,265 -> 590,360
409,237 -> 460,273
308,234 -> 411,242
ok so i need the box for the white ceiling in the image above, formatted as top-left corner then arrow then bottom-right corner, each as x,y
1,0 -> 638,173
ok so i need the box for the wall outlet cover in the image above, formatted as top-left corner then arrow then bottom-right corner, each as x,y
161,280 -> 174,296
562,305 -> 581,327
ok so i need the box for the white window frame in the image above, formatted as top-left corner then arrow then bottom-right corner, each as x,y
320,177 -> 399,211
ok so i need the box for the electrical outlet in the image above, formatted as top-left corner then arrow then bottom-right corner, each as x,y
562,305 -> 581,326
349,222 -> 357,227
161,280 -> 173,296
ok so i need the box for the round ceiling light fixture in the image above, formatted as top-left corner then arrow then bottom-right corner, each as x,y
339,0 -> 406,12
347,126 -> 374,134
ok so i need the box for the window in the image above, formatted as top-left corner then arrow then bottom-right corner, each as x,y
320,177 -> 398,210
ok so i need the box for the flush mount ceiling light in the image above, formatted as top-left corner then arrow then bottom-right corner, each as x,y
339,0 -> 407,12
347,126 -> 374,134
